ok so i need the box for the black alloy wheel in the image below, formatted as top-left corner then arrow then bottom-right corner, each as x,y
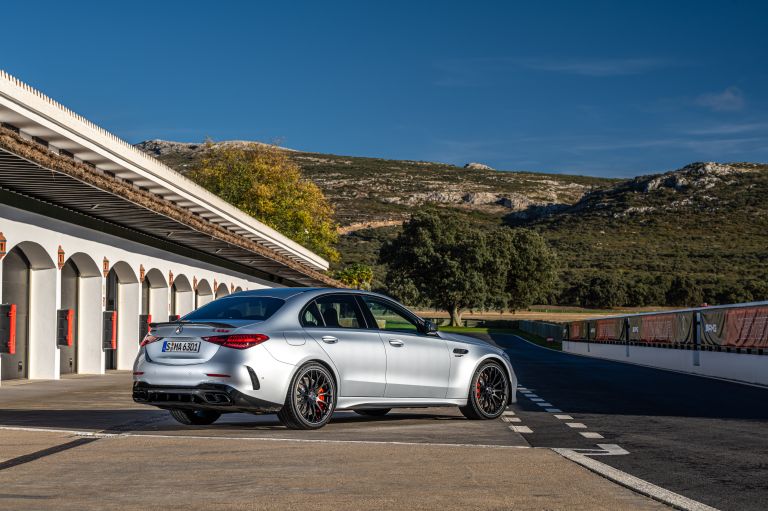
459,361 -> 509,420
278,363 -> 337,430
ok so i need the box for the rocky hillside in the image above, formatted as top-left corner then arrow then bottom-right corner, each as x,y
136,140 -> 611,227
135,140 -> 768,304
516,161 -> 768,303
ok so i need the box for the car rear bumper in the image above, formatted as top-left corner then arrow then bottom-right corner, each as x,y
132,382 -> 283,413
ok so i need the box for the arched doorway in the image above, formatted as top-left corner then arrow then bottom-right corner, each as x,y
105,261 -> 138,371
142,268 -> 168,323
60,253 -> 101,375
170,274 -> 194,318
234,286 -> 243,293
1,242 -> 56,380
215,283 -> 230,299
195,279 -> 213,308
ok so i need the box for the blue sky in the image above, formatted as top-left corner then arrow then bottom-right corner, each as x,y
3,1 -> 767,177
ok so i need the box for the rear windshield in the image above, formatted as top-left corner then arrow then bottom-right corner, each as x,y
183,296 -> 285,322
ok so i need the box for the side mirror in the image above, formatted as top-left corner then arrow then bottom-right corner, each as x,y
423,320 -> 438,335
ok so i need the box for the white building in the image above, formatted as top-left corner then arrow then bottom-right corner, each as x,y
0,70 -> 337,383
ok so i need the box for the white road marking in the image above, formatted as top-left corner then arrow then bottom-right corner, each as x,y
509,425 -> 533,434
554,445 -> 718,511
545,408 -> 563,413
536,402 -> 553,407
553,414 -> 573,420
502,411 -> 516,417
502,417 -> 522,423
0,426 -> 531,450
580,432 -> 604,439
530,398 -> 545,402
593,444 -> 628,456
566,422 -> 587,429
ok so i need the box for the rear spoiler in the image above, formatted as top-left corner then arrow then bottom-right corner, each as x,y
149,321 -> 235,329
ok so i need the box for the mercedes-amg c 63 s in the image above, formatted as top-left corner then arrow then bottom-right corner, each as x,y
132,288 -> 516,429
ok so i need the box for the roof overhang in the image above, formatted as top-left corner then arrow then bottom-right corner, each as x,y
0,70 -> 340,287
0,69 -> 329,272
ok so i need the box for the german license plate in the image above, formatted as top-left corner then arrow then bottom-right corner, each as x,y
162,340 -> 200,353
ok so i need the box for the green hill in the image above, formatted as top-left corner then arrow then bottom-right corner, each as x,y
135,140 -> 768,305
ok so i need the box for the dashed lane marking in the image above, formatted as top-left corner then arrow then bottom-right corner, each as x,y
502,411 -> 516,416
509,425 -> 533,434
535,402 -> 553,407
545,408 -> 563,413
566,422 -> 587,429
553,414 -> 573,420
580,432 -> 604,439
502,417 -> 522,423
530,398 -> 545,402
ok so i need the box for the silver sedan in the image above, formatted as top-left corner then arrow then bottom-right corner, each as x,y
132,288 -> 517,429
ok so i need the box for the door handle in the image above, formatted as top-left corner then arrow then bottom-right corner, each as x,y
321,336 -> 338,344
388,339 -> 404,347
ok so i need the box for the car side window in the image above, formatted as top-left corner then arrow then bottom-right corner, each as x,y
362,297 -> 420,333
313,295 -> 366,329
301,300 -> 324,327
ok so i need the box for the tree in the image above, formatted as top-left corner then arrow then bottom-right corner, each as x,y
380,209 -> 558,326
380,210 -> 499,326
665,275 -> 703,307
189,142 -> 339,262
497,229 -> 558,311
334,263 -> 374,290
583,274 -> 628,308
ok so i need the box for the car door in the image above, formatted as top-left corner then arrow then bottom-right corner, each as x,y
360,296 -> 450,399
301,294 -> 387,398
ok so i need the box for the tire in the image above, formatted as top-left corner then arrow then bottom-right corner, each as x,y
354,408 -> 391,417
277,362 -> 337,430
169,408 -> 221,425
459,361 -> 509,420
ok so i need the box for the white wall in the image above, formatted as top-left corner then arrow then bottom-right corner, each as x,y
0,202 -> 280,384
564,341 -> 768,387
77,276 -> 103,374
27,268 -> 57,379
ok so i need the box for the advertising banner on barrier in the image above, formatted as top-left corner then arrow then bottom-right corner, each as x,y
595,318 -> 625,341
673,313 -> 694,345
636,313 -> 692,344
628,316 -> 643,341
701,310 -> 727,346
723,306 -> 768,348
569,321 -> 584,340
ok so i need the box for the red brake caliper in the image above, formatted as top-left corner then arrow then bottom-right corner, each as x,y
317,386 -> 326,412
475,379 -> 481,400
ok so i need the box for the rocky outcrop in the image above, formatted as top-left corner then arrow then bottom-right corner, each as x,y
464,162 -> 494,170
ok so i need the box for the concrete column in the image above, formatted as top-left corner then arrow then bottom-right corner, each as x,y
78,276 -> 104,374
117,282 -> 140,371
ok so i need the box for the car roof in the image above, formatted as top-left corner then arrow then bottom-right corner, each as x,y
233,287 -> 396,301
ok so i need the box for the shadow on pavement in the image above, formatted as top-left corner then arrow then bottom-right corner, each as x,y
0,408 -> 467,433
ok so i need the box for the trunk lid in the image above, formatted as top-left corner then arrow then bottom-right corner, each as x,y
145,321 -> 252,365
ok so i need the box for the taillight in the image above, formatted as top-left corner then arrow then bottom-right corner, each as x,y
202,334 -> 269,349
140,334 -> 162,347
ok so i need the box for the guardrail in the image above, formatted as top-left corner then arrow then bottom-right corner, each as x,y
564,301 -> 768,355
537,301 -> 768,386
518,320 -> 565,343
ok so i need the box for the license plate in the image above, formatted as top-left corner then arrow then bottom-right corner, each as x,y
162,340 -> 201,353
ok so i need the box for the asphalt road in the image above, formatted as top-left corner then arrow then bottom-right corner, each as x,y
482,332 -> 768,511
